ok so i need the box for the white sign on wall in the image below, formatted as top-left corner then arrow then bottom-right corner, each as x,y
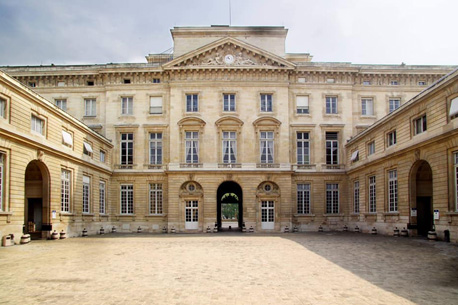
434,210 -> 440,220
411,208 -> 417,217
52,210 -> 56,219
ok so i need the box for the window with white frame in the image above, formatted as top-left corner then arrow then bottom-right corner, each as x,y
149,133 -> 162,165
296,96 -> 309,114
354,181 -> 360,214
361,98 -> 374,116
325,132 -> 338,165
99,181 -> 106,214
31,114 -> 44,135
61,169 -> 71,212
120,133 -> 133,165
222,131 -> 237,163
260,94 -> 272,112
297,184 -> 311,214
150,96 -> 163,114
389,99 -> 400,113
149,183 -> 163,214
185,131 -> 199,163
223,94 -> 236,112
83,142 -> 93,157
120,184 -> 134,214
55,99 -> 67,111
0,153 -> 4,211
100,150 -> 105,163
325,96 -> 338,114
455,153 -> 458,211
449,97 -> 458,119
387,131 -> 397,147
83,176 -> 90,213
388,170 -> 398,212
368,141 -> 375,156
369,176 -> 376,213
121,97 -> 133,115
0,97 -> 5,118
62,130 -> 73,147
296,132 -> 310,165
84,98 -> 96,117
414,114 -> 427,135
260,131 -> 274,164
326,183 -> 339,214
186,94 -> 198,112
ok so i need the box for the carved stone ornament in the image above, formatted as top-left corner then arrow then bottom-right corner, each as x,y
415,149 -> 420,160
37,150 -> 44,161
201,52 -> 257,66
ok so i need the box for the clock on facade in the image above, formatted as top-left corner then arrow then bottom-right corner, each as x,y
224,54 -> 234,64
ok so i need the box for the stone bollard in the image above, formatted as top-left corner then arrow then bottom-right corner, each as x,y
318,225 -> 323,232
248,226 -> 254,233
284,226 -> 289,233
60,230 -> 67,239
20,234 -> 31,244
100,227 -> 105,235
354,225 -> 360,233
112,226 -> 117,233
51,230 -> 59,240
393,227 -> 400,237
82,228 -> 88,237
171,226 -> 176,234
343,225 -> 348,232
2,235 -> 14,247
162,226 -> 167,234
137,226 -> 142,233
400,227 -> 408,237
242,224 -> 247,233
371,227 -> 377,235
293,226 -> 299,233
427,230 -> 437,241
206,226 -> 212,233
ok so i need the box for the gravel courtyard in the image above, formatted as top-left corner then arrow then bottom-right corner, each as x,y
0,232 -> 457,305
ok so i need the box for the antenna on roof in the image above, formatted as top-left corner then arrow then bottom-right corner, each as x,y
229,0 -> 232,26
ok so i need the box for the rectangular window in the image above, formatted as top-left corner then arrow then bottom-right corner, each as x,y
296,132 -> 310,165
390,80 -> 399,86
186,94 -> 198,112
361,98 -> 374,116
325,96 -> 337,114
57,81 -> 66,87
120,184 -> 134,214
185,131 -> 199,163
149,133 -> 163,165
223,94 -> 236,112
149,183 -> 163,215
354,181 -> 360,214
389,99 -> 400,113
31,115 -> 44,135
0,154 -> 4,211
100,150 -> 105,163
83,176 -> 90,213
368,141 -> 375,155
150,96 -> 163,114
0,98 -> 5,118
260,131 -> 274,164
455,153 -> 458,211
296,96 -> 309,114
449,97 -> 458,119
418,81 -> 427,86
351,150 -> 359,162
99,181 -> 106,214
297,184 -> 311,214
61,169 -> 71,212
414,114 -> 427,135
62,130 -> 73,147
86,80 -> 94,86
55,99 -> 67,111
83,142 -> 93,157
121,97 -> 133,115
388,170 -> 398,212
387,131 -> 397,147
326,183 -> 339,214
84,99 -> 96,117
363,80 -> 371,85
152,78 -> 160,83
260,94 -> 272,112
222,131 -> 237,163
369,176 -> 376,213
120,133 -> 134,165
325,132 -> 339,165
28,81 -> 36,87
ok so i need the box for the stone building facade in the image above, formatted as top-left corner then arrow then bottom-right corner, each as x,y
1,26 -> 457,241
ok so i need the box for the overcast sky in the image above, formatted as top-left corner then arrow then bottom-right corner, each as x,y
0,0 -> 456,66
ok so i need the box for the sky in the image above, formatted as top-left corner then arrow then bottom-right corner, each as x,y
0,0 -> 456,66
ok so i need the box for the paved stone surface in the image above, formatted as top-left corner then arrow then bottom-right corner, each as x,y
0,232 -> 457,305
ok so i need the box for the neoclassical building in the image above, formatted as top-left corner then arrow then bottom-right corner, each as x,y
1,26 -> 457,241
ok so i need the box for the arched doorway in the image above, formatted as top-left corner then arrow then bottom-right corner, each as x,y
410,160 -> 433,236
217,181 -> 243,230
24,160 -> 50,239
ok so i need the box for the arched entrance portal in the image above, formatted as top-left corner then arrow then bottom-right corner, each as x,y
410,160 -> 433,236
217,181 -> 243,230
24,160 -> 51,239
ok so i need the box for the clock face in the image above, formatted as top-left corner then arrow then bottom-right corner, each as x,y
224,54 -> 234,64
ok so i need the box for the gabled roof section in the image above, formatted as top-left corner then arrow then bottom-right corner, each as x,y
162,37 -> 295,70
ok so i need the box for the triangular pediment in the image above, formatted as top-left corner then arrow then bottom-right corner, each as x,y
163,37 -> 295,70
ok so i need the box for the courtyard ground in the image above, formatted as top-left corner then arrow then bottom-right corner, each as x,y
0,232 -> 457,305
